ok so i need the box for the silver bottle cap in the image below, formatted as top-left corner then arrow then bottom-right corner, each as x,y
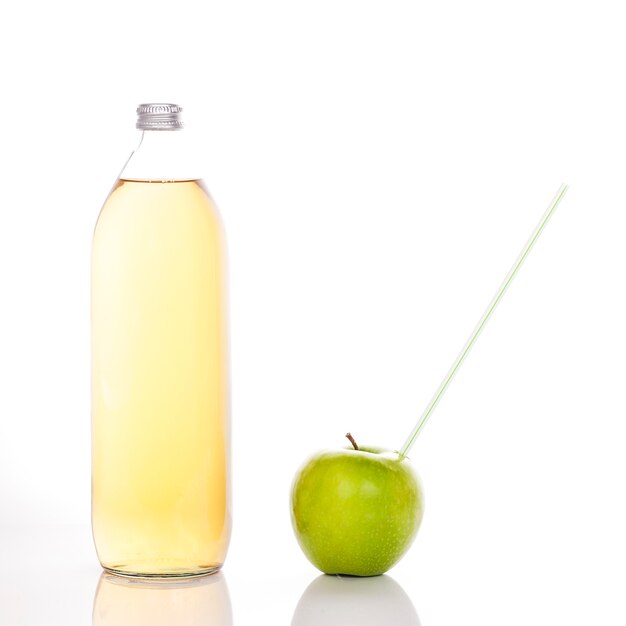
136,103 -> 184,130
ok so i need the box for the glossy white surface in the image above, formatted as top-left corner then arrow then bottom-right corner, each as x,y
2,520 -> 626,625
0,525 -> 422,625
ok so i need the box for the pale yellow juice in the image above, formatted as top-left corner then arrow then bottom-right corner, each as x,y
92,179 -> 230,577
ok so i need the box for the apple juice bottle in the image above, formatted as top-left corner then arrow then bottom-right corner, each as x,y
92,104 -> 231,577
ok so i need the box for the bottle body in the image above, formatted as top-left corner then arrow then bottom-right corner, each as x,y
92,177 -> 230,576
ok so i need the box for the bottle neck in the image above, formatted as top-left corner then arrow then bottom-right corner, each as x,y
120,129 -> 201,182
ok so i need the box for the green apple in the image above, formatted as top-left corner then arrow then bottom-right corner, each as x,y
290,435 -> 424,576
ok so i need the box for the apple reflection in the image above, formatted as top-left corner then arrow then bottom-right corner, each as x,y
291,574 -> 420,626
93,571 -> 233,626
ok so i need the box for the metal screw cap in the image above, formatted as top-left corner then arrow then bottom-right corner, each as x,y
136,103 -> 184,130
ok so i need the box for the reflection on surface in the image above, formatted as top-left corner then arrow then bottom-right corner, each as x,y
93,571 -> 233,626
292,574 -> 420,626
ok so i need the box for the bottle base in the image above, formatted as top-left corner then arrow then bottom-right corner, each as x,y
102,563 -> 223,580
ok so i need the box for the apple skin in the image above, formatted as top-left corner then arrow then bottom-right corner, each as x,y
290,446 -> 424,576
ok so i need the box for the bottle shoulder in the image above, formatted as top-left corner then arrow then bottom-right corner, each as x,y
98,178 -> 219,212
94,179 -> 225,243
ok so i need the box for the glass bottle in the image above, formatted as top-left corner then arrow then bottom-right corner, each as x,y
91,104 -> 231,577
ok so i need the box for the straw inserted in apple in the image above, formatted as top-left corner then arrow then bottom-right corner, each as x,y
399,183 -> 569,458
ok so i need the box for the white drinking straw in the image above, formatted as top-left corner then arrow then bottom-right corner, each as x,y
399,184 -> 569,458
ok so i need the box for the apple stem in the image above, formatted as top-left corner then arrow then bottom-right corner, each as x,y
399,183 -> 569,458
345,432 -> 359,450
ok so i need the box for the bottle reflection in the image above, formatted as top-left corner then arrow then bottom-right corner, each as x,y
93,571 -> 233,626
292,574 -> 420,626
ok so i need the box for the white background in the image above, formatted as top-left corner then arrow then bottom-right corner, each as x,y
1,0 -> 625,624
